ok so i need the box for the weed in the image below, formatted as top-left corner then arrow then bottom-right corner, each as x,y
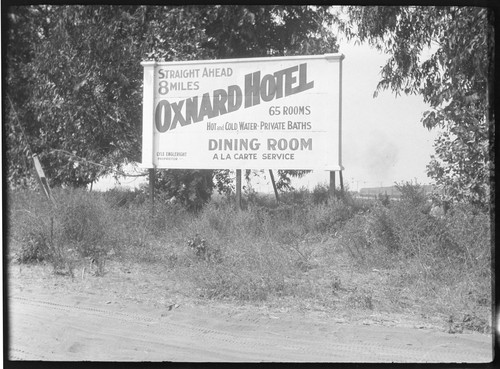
448,313 -> 490,334
461,313 -> 490,333
347,288 -> 374,310
187,234 -> 222,263
329,275 -> 342,294
337,214 -> 370,264
17,230 -> 50,264
306,200 -> 354,234
12,204 -> 53,264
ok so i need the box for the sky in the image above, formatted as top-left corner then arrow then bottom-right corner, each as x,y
94,40 -> 439,192
293,40 -> 439,191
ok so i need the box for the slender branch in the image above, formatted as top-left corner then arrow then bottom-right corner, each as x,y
49,149 -> 148,177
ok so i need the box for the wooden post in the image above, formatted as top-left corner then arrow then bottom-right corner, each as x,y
31,155 -> 55,243
32,154 -> 54,205
149,168 -> 155,216
329,171 -> 336,198
269,170 -> 280,204
235,169 -> 242,210
339,170 -> 344,192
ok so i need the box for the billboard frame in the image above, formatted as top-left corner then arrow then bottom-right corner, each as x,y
141,54 -> 345,208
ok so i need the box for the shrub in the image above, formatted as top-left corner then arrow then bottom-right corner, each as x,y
9,188 -> 116,276
365,204 -> 399,252
17,229 -> 51,264
8,190 -> 56,264
306,199 -> 355,234
338,213 -> 370,263
155,169 -> 214,212
187,234 -> 222,263
338,206 -> 399,268
444,203 -> 491,273
279,186 -> 311,206
312,184 -> 330,205
389,199 -> 460,260
377,192 -> 390,206
395,180 -> 428,207
338,199 -> 456,267
103,187 -> 146,208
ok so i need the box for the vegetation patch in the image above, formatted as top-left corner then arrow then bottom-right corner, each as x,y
6,183 -> 492,333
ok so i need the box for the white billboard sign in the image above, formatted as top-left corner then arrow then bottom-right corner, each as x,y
141,54 -> 344,170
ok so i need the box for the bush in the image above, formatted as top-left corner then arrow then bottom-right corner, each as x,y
8,190 -> 55,264
312,184 -> 330,205
338,198 -> 458,267
187,234 -> 222,263
17,229 -> 51,264
155,169 -> 214,212
9,188 -> 115,276
395,180 -> 428,207
444,203 -> 491,273
366,205 -> 398,252
389,201 -> 446,257
338,206 -> 399,268
103,187 -> 146,208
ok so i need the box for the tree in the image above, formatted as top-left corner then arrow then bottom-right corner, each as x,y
5,6 -> 53,187
339,6 -> 493,209
5,5 -> 338,200
6,6 -> 154,187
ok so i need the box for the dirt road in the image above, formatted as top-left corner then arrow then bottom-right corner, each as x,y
9,287 -> 493,362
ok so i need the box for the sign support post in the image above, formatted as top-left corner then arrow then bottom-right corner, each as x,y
330,171 -> 336,197
32,154 -> 55,247
149,168 -> 155,216
32,154 -> 54,205
235,169 -> 242,210
269,170 -> 280,204
329,54 -> 345,200
141,61 -> 156,216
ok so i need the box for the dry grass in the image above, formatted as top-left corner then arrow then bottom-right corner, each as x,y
6,186 -> 492,333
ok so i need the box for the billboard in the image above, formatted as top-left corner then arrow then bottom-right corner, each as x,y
141,54 -> 344,170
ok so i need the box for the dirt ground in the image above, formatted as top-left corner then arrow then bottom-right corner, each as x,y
7,261 -> 494,362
